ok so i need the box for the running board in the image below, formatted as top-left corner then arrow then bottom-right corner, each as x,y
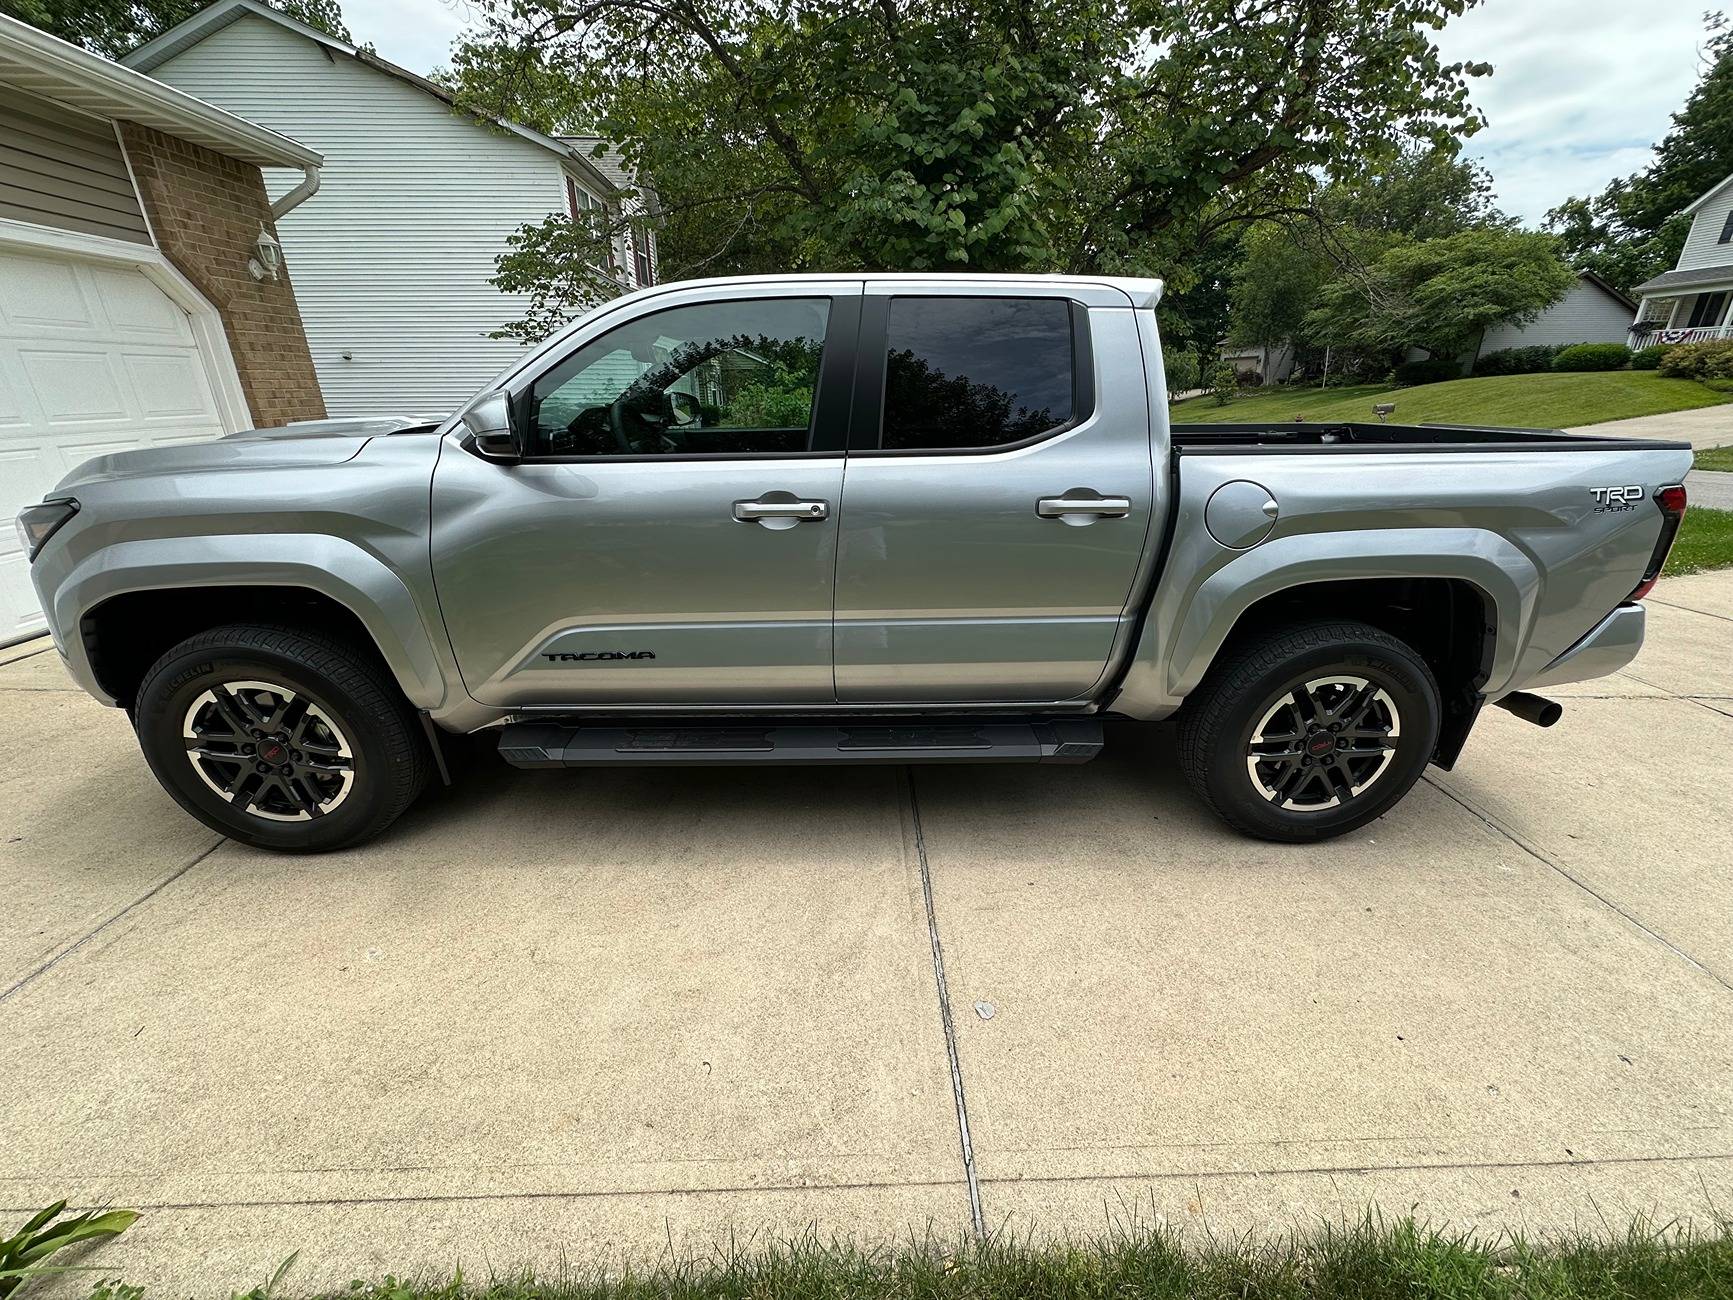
496,719 -> 1104,768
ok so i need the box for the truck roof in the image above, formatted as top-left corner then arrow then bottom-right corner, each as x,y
610,272 -> 1165,310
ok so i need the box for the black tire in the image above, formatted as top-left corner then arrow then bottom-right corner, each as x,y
134,624 -> 430,852
1176,620 -> 1441,843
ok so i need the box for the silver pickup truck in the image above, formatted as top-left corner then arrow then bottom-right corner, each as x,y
17,274 -> 1692,852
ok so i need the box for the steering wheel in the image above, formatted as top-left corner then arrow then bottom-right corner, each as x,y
606,398 -> 640,454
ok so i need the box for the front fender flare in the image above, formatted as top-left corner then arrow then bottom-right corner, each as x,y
1109,528 -> 1540,719
56,533 -> 449,710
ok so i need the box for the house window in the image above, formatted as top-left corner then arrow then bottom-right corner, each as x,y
566,176 -> 604,220
1720,210 -> 1733,244
1687,292 -> 1729,328
634,234 -> 653,287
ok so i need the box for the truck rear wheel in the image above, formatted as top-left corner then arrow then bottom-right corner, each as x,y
134,624 -> 429,852
1176,620 -> 1441,842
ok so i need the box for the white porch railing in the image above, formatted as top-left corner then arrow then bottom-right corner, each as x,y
1628,324 -> 1733,348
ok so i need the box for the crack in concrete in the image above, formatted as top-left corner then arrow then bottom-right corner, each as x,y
0,838 -> 226,1005
1616,667 -> 1733,721
903,770 -> 985,1239
0,642 -> 52,667
11,1149 -> 1732,1218
975,1147 -> 1733,1188
0,1175 -> 971,1216
1421,775 -> 1732,994
1648,596 -> 1733,625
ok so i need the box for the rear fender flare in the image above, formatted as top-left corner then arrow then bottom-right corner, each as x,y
1111,528 -> 1538,717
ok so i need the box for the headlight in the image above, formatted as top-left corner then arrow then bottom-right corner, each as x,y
15,498 -> 78,561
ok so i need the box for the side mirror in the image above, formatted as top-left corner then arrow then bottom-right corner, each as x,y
461,392 -> 521,463
668,391 -> 701,427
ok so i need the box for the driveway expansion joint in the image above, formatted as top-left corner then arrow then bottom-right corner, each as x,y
0,837 -> 226,1005
1422,775 -> 1733,994
903,769 -> 986,1239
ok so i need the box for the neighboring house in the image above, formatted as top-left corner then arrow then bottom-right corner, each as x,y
1627,170 -> 1733,348
0,12 -> 324,643
1471,270 -> 1635,359
1219,340 -> 1295,384
123,0 -> 655,417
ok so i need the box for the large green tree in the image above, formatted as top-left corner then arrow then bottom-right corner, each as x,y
3,0 -> 349,59
1547,17 -> 1733,294
1307,227 -> 1574,359
1226,144 -> 1507,360
456,0 -> 1490,342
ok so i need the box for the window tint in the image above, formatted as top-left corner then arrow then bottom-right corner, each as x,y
527,298 -> 830,457
882,297 -> 1074,450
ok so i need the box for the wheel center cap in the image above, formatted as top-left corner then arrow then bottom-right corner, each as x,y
259,741 -> 287,764
1306,731 -> 1336,758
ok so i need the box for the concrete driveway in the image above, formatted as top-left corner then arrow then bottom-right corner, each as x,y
3,576 -> 1732,1293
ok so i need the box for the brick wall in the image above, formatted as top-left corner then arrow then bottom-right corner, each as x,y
118,122 -> 325,427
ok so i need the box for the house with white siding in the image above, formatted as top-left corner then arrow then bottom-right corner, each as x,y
1470,270 -> 1635,360
121,0 -> 655,417
1627,171 -> 1733,347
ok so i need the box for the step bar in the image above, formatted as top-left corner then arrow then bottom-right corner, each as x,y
497,719 -> 1104,768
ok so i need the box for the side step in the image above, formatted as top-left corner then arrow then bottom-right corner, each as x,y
497,719 -> 1104,768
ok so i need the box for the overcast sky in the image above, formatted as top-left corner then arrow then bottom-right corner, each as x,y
345,0 -> 1721,228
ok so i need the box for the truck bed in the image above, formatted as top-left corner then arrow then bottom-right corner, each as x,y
1170,421 -> 1691,453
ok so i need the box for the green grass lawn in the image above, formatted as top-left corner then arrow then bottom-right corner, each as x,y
105,1215 -> 1733,1300
1697,445 -> 1733,471
1666,505 -> 1733,576
1174,371 -> 1731,429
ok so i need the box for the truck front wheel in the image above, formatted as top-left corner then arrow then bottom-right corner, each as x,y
1176,620 -> 1441,842
134,624 -> 430,852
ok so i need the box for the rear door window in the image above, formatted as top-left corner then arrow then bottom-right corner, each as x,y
881,297 -> 1075,450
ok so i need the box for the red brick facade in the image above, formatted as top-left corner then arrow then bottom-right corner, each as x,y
118,122 -> 325,428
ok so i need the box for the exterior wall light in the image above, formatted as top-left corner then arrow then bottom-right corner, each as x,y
248,225 -> 283,281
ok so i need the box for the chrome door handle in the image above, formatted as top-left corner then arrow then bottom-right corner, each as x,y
734,497 -> 829,522
1037,494 -> 1131,518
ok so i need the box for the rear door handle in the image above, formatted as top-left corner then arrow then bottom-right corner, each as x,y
734,497 -> 829,523
1037,494 -> 1131,519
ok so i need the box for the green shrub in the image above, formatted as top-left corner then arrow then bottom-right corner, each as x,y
1552,342 -> 1632,371
1474,344 -> 1561,376
1630,344 -> 1669,370
1657,339 -> 1733,379
1203,360 -> 1237,406
1392,357 -> 1460,385
1163,349 -> 1199,396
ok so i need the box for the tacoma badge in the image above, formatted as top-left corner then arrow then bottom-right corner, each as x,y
542,651 -> 657,662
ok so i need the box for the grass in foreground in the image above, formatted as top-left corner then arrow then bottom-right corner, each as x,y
81,1215 -> 1733,1300
1698,445 -> 1733,472
1173,371 -> 1731,429
1666,504 -> 1733,576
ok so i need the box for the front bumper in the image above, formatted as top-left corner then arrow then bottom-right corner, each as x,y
1523,603 -> 1645,691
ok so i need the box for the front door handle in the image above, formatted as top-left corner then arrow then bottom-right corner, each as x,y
1037,493 -> 1132,519
734,494 -> 829,529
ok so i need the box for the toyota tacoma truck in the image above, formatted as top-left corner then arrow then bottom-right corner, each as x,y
16,274 -> 1692,852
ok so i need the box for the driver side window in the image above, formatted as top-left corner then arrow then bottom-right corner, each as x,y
525,297 -> 831,457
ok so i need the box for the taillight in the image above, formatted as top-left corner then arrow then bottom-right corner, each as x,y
1629,483 -> 1687,601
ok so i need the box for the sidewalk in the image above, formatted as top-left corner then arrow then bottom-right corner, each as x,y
1567,402 -> 1733,448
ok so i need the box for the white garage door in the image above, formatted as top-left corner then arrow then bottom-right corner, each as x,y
0,246 -> 229,644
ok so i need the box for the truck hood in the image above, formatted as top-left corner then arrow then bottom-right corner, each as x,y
52,416 -> 444,492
